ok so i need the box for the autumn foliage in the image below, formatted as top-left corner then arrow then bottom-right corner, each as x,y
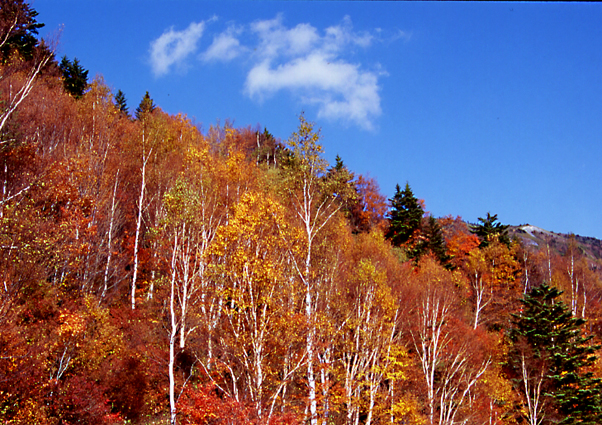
1,2 -> 602,425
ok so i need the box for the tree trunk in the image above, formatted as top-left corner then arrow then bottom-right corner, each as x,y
0,44 -> 54,135
169,233 -> 179,425
131,131 -> 151,310
101,170 -> 119,301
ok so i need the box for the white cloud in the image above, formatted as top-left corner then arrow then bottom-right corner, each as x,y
149,15 -> 391,129
324,15 -> 373,50
245,53 -> 381,130
244,16 -> 383,130
251,15 -> 320,60
150,21 -> 207,77
202,26 -> 246,62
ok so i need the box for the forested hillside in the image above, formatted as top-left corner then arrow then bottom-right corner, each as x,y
2,2 -> 602,424
509,224 -> 602,264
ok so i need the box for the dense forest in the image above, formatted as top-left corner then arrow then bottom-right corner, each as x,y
2,2 -> 602,424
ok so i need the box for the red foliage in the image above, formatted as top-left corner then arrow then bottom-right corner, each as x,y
47,375 -> 117,425
178,384 -> 255,425
348,174 -> 388,233
105,355 -> 149,421
440,215 -> 481,268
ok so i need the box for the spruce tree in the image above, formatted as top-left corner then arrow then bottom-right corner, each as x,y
59,56 -> 89,99
470,212 -> 510,248
509,282 -> 602,424
0,0 -> 45,62
385,182 -> 423,247
114,89 -> 129,116
422,216 -> 452,268
323,155 -> 356,213
135,91 -> 156,120
325,155 -> 355,193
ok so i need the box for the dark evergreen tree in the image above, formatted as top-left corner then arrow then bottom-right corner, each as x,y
114,89 -> 129,116
135,91 -> 156,120
470,212 -> 510,248
385,182 -> 423,247
509,282 -> 602,424
330,154 -> 344,173
59,56 -> 89,99
0,0 -> 45,62
323,154 -> 356,213
421,216 -> 452,268
326,155 -> 354,191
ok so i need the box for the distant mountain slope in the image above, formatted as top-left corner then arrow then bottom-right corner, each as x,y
509,224 -> 602,262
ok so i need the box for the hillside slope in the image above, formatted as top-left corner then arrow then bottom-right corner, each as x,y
509,224 -> 602,263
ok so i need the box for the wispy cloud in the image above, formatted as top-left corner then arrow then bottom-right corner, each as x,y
150,21 -> 208,77
202,25 -> 246,62
244,15 -> 381,130
149,15 -> 394,130
251,15 -> 320,60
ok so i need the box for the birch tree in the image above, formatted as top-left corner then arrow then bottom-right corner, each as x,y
167,230 -> 180,425
337,259 -> 397,425
206,191 -> 303,423
0,1 -> 55,137
130,122 -> 152,310
281,114 -> 354,425
129,108 -> 191,308
411,258 -> 490,425
465,248 -> 493,329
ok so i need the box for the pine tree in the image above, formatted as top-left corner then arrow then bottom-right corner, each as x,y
323,155 -> 357,218
0,0 -> 45,62
135,91 -> 156,120
509,282 -> 602,424
325,155 -> 354,194
114,89 -> 129,116
470,212 -> 510,248
422,216 -> 452,268
385,182 -> 423,247
59,56 -> 89,99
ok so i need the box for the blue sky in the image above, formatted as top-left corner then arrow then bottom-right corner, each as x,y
35,1 -> 602,239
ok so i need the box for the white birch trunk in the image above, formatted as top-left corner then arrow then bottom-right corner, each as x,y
131,130 -> 151,310
0,43 -> 54,135
521,354 -> 545,425
169,233 -> 179,425
101,170 -> 119,301
472,270 -> 492,329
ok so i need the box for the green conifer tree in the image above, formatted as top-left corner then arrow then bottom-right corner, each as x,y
0,0 -> 45,62
114,89 -> 129,116
509,282 -> 602,424
422,216 -> 452,268
59,56 -> 89,99
325,155 -> 354,192
323,154 -> 356,214
385,182 -> 423,247
470,212 -> 510,248
135,91 -> 156,120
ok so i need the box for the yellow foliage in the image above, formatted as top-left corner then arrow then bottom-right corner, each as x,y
391,395 -> 428,425
58,310 -> 86,338
208,190 -> 292,314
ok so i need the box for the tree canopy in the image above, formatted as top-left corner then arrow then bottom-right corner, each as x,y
385,182 -> 424,247
471,212 -> 510,248
0,0 -> 44,61
509,282 -> 602,424
1,2 -> 602,424
135,90 -> 156,120
59,56 -> 89,99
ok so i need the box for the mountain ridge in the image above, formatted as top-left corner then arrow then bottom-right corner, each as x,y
508,224 -> 602,263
